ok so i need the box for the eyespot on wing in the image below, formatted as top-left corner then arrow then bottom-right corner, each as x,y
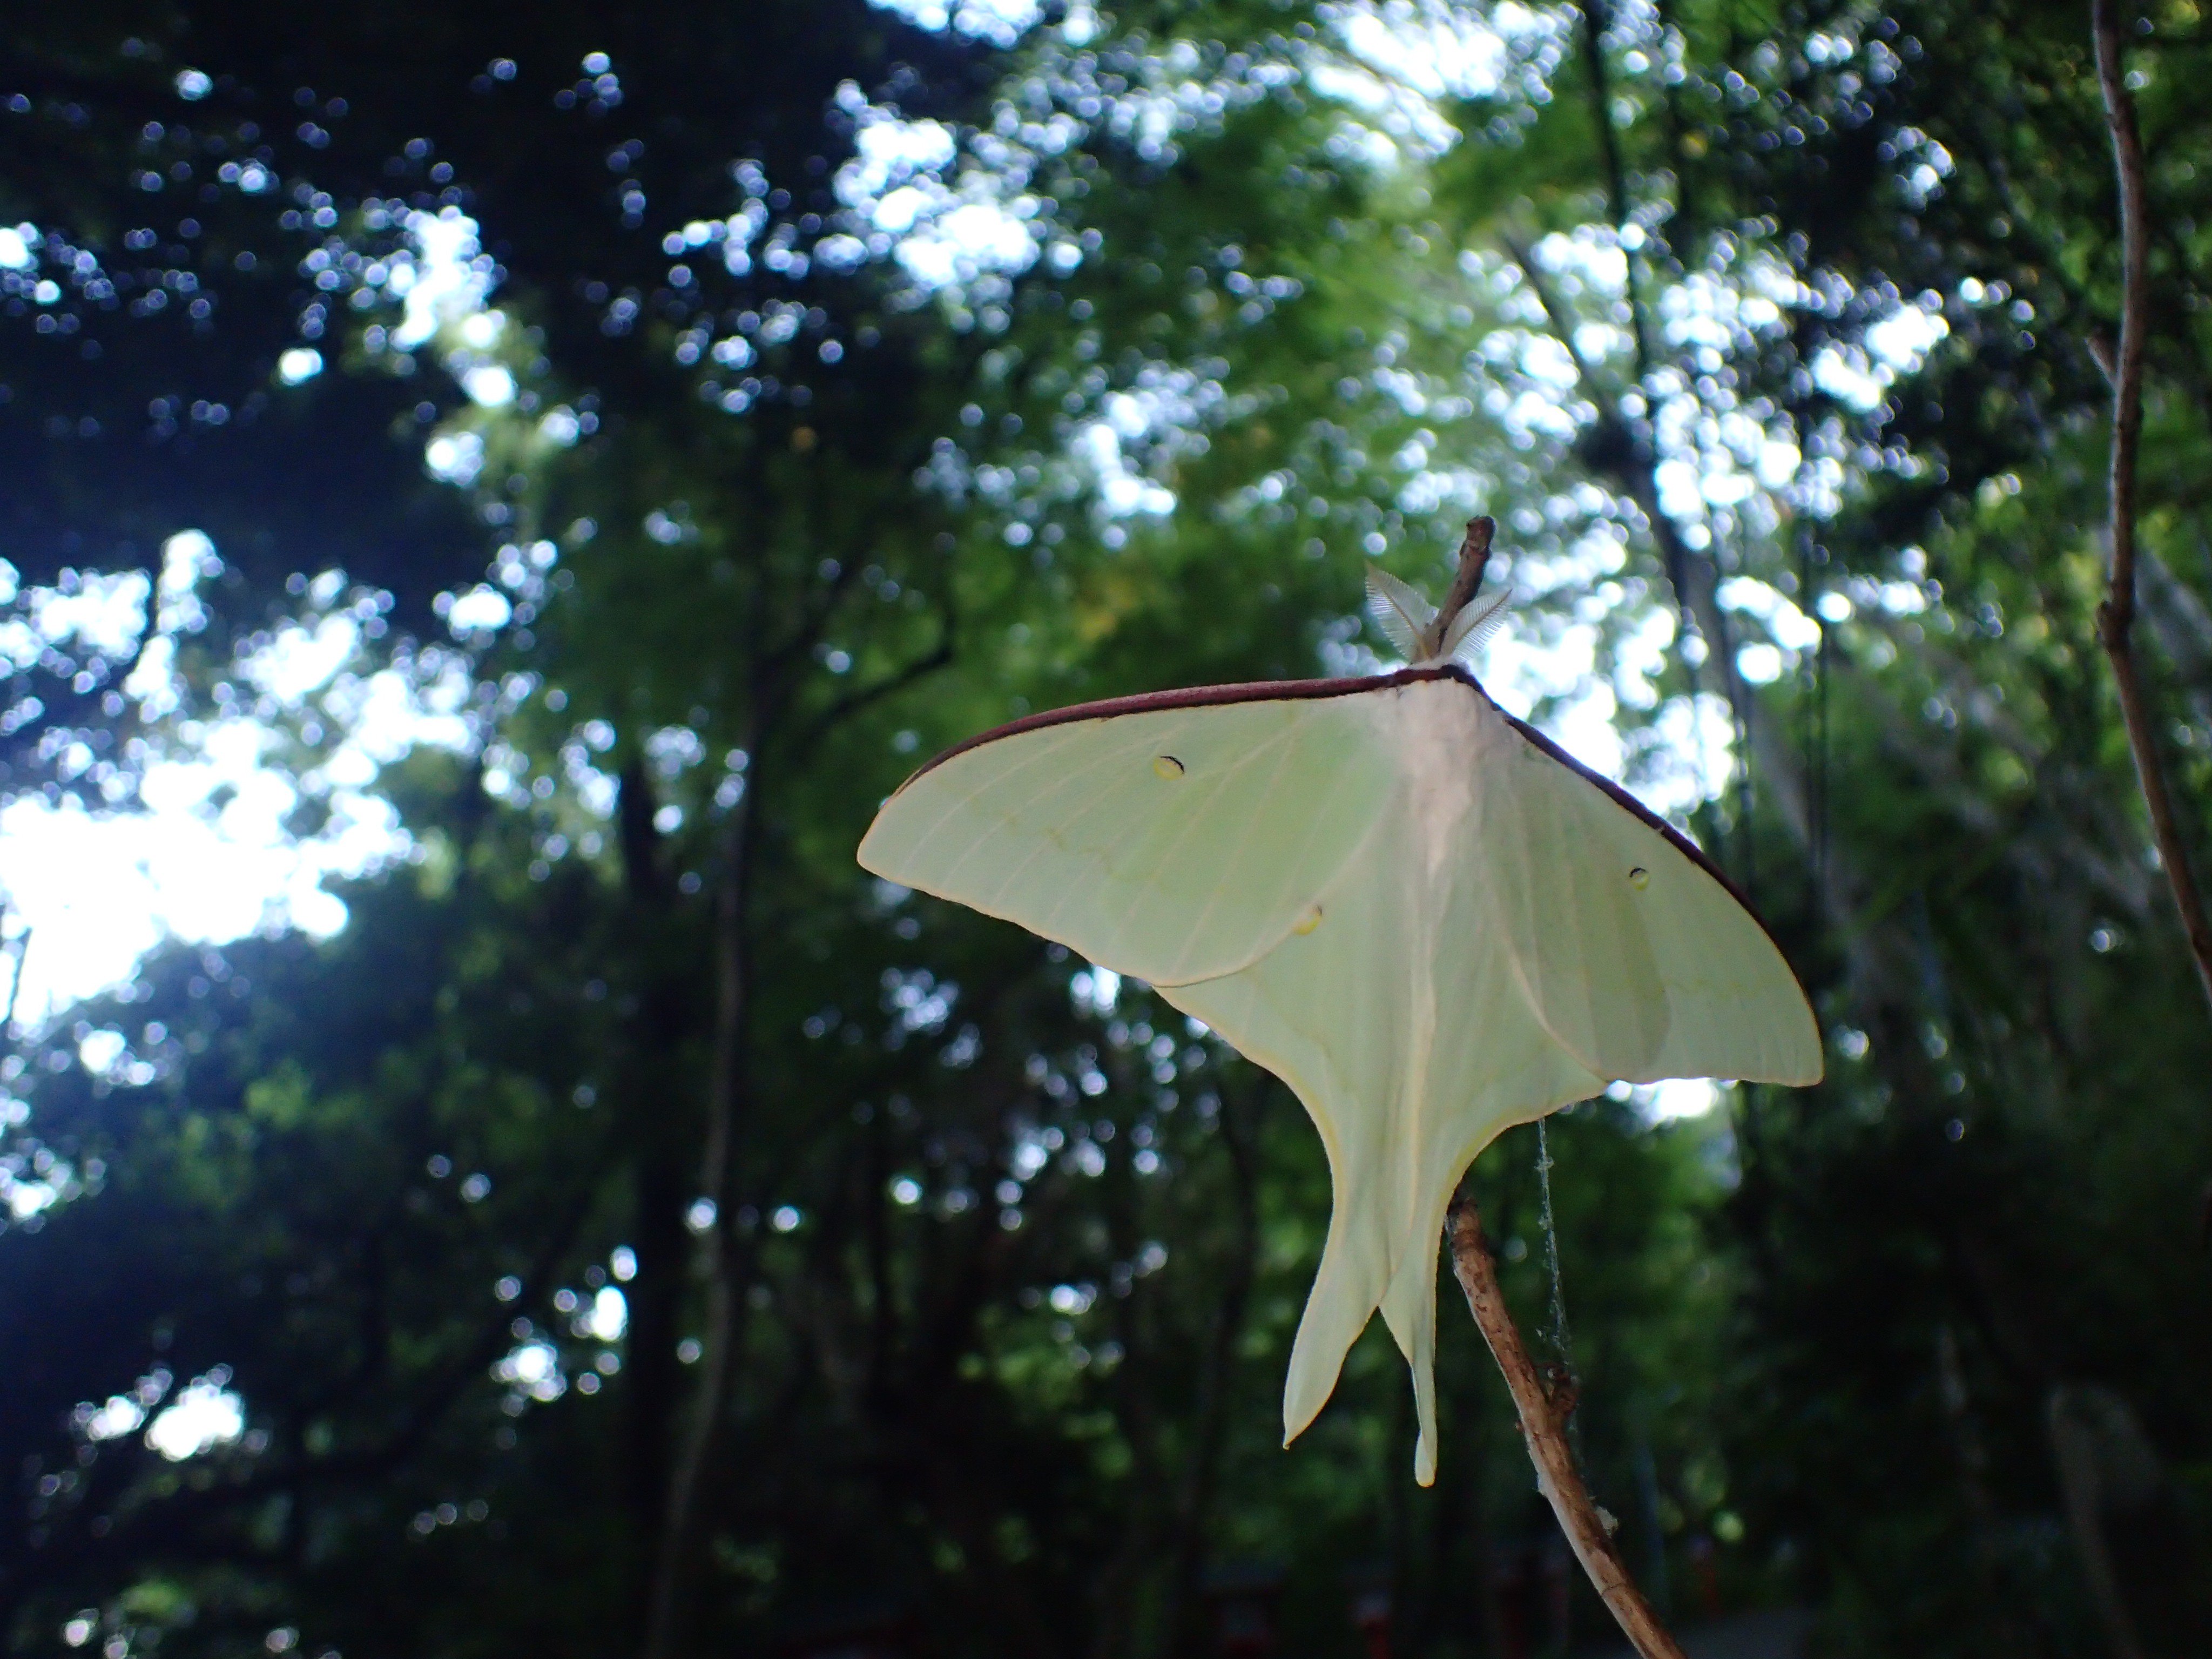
858,691 -> 1397,987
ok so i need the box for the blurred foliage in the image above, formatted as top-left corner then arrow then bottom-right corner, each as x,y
0,1 -> 2208,1656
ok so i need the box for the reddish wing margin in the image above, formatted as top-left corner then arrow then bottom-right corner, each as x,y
889,665 -> 1761,930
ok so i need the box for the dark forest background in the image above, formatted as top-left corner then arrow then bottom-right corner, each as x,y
0,1 -> 2207,1655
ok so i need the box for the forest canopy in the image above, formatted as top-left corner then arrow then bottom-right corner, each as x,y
0,1 -> 2207,1655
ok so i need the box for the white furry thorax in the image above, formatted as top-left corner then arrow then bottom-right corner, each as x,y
1391,678 -> 1491,881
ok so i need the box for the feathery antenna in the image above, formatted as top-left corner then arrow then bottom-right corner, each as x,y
1365,567 -> 1437,661
1366,517 -> 1503,665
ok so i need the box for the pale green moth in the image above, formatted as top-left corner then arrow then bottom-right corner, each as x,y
857,552 -> 1821,1485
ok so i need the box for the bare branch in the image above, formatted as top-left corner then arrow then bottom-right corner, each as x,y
1447,1187 -> 1686,1659
1576,0 -> 1655,385
1496,234 -> 1794,854
1426,517 -> 1495,656
2090,0 -> 2212,1014
642,774 -> 756,1659
796,597 -> 957,752
1,918 -> 29,1040
1500,231 -> 1602,386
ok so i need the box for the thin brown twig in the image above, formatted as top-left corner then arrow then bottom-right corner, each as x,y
0,918 -> 29,1038
1447,1186 -> 1687,1659
1425,516 -> 1496,656
2090,0 -> 2212,1015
